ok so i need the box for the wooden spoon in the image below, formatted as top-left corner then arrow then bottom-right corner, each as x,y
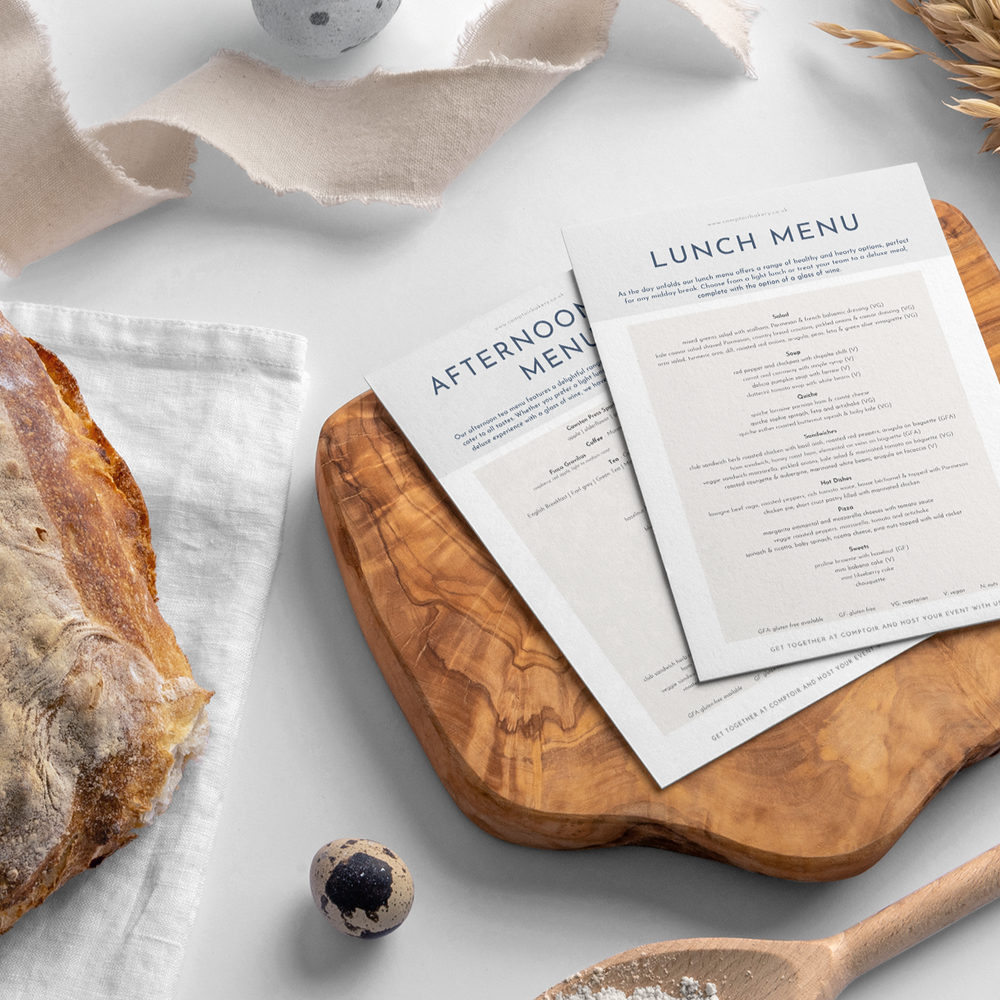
535,844 -> 1000,1000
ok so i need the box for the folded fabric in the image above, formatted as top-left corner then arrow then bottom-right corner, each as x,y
0,0 -> 757,276
0,301 -> 308,1000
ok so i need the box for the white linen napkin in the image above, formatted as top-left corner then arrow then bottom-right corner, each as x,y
0,301 -> 308,1000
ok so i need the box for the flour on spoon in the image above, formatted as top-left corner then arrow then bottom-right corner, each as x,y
556,977 -> 719,999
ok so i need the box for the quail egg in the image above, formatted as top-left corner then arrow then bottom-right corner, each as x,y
309,838 -> 413,937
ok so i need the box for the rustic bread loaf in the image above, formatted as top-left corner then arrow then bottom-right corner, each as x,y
0,310 -> 211,934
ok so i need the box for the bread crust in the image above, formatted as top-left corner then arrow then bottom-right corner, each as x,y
0,311 -> 211,934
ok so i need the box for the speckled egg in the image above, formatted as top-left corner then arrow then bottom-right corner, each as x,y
309,838 -> 413,937
251,0 -> 402,57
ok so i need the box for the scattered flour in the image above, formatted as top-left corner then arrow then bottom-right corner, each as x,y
555,978 -> 719,1000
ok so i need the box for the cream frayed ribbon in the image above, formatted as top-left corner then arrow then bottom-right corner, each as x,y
0,0 -> 756,278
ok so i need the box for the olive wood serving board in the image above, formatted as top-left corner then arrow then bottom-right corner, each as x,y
316,202 -> 1000,881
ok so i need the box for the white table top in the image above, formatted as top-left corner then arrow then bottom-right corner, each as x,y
4,2 -> 1000,998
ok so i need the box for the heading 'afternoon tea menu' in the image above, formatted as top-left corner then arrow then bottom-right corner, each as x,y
563,164 -> 1000,681
367,272 -> 914,787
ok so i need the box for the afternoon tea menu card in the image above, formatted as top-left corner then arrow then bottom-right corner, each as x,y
564,164 -> 1000,681
367,273 -> 915,787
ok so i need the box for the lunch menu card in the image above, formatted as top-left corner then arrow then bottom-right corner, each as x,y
368,164 -> 1000,787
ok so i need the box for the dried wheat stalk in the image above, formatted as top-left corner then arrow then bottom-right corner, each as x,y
816,0 -> 1000,153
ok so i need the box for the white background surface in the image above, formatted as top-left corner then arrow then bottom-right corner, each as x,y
3,1 -> 1000,998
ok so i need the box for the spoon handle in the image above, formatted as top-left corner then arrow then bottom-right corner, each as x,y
836,843 -> 1000,983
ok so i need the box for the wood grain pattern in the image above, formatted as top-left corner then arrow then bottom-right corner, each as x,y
315,202 -> 1000,881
